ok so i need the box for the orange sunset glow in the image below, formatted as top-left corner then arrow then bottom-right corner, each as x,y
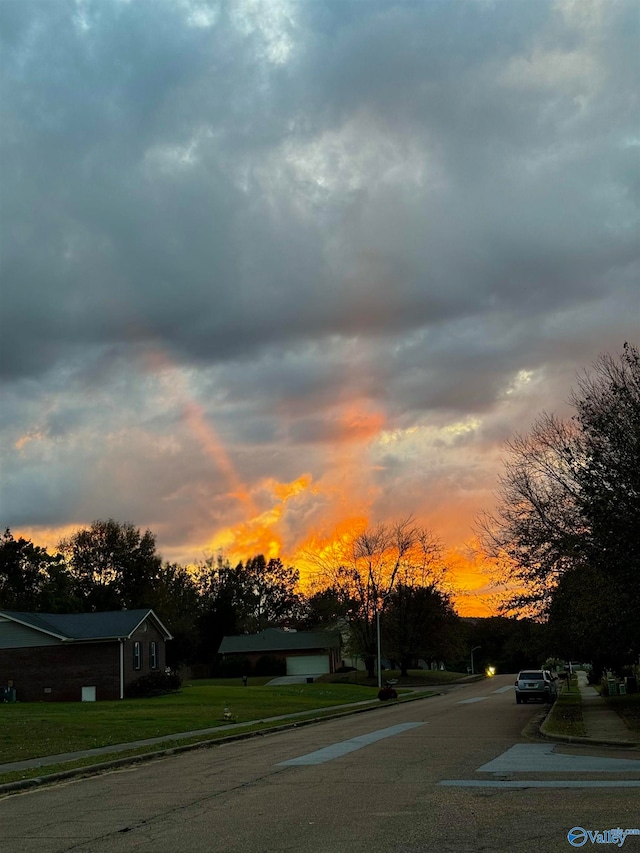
10,323 -> 522,621
12,350 -> 503,617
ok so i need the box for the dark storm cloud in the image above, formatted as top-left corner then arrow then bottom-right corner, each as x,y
1,0 -> 638,559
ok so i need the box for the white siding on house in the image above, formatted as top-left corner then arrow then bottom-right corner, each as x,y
0,619 -> 62,648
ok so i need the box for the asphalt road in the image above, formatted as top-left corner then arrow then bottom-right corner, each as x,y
2,674 -> 639,853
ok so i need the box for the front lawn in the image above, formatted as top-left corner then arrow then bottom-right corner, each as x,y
0,680 -> 381,765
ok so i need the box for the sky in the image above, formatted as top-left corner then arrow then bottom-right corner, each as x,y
1,0 -> 638,616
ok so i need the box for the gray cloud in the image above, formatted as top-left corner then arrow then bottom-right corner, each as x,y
1,0 -> 637,571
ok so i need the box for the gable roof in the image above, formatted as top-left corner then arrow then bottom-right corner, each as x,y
219,628 -> 339,655
0,609 -> 172,642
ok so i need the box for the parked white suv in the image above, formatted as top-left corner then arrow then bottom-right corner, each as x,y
515,670 -> 558,704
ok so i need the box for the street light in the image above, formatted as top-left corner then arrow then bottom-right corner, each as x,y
376,592 -> 392,689
471,646 -> 481,675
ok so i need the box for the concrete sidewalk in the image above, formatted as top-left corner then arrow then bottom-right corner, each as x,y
577,671 -> 636,744
541,671 -> 637,746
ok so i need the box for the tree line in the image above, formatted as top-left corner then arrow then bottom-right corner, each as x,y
0,518 -> 466,673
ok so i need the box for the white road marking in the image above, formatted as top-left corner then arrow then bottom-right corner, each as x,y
478,743 -> 640,773
440,780 -> 640,788
456,697 -> 488,704
277,723 -> 424,766
439,743 -> 640,788
492,685 -> 512,694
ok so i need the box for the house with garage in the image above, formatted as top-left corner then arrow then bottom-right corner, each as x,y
218,628 -> 341,677
0,609 -> 172,702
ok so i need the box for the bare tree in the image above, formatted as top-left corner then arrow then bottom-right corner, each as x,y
478,414 -> 588,614
478,344 -> 640,667
307,517 -> 444,677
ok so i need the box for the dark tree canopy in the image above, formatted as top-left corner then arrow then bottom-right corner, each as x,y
194,552 -> 303,668
298,586 -> 356,631
572,344 -> 640,582
481,344 -> 640,667
58,519 -> 162,612
0,529 -> 76,612
240,555 -> 303,633
382,583 -> 461,677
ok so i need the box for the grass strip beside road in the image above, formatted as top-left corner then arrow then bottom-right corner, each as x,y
0,706 -> 383,788
543,688 -> 586,739
0,681 -> 382,766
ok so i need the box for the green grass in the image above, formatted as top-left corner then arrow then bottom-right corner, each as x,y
0,704 -> 390,788
543,687 -> 586,738
603,693 -> 640,736
0,681 -> 381,766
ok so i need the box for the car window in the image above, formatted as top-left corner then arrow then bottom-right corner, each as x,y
519,671 -> 543,679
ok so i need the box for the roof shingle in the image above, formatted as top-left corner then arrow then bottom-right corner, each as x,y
0,609 -> 172,641
219,628 -> 339,654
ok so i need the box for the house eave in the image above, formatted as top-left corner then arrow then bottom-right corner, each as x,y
0,612 -> 68,641
127,609 -> 173,641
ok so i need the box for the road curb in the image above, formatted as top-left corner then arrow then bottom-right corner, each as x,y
539,715 -> 639,749
0,690 -> 435,796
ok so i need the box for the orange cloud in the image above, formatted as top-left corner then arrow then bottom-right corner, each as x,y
11,524 -> 79,555
336,401 -> 385,443
207,475 -> 318,562
14,431 -> 47,451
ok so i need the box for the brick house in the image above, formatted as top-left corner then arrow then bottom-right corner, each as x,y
218,628 -> 341,676
0,609 -> 172,702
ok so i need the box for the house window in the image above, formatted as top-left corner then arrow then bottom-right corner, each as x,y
149,641 -> 158,670
133,641 -> 142,670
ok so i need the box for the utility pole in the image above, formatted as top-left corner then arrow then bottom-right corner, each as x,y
471,646 -> 481,675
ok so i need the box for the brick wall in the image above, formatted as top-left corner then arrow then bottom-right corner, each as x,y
0,625 -> 168,702
0,643 -> 121,702
123,622 -> 167,683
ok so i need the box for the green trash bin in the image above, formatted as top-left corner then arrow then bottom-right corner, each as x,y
619,683 -> 626,695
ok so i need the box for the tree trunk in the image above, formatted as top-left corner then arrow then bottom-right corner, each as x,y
364,654 -> 375,679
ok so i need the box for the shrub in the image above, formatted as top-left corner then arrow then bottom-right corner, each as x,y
378,686 -> 398,701
126,671 -> 182,698
255,655 -> 286,676
217,656 -> 251,678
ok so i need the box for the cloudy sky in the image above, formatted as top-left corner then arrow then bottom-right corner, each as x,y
1,0 -> 638,614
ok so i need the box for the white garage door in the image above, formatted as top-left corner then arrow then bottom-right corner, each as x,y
286,655 -> 330,676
